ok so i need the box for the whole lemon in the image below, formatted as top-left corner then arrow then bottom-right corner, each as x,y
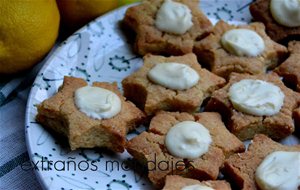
57,0 -> 139,32
0,0 -> 60,75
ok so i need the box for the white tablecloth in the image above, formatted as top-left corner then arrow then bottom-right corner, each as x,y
0,47 -> 56,189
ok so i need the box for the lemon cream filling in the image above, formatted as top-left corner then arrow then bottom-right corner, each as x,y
155,0 -> 193,35
147,62 -> 200,90
221,29 -> 265,57
74,86 -> 121,119
181,184 -> 214,190
270,0 -> 300,27
165,121 -> 212,159
255,151 -> 300,190
228,79 -> 284,116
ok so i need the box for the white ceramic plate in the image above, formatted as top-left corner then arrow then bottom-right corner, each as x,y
25,1 -> 299,189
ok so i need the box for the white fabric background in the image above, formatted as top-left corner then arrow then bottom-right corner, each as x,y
0,47 -> 56,189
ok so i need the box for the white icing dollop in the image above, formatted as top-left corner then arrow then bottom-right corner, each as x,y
181,184 -> 214,190
155,0 -> 193,35
228,79 -> 284,116
147,62 -> 200,90
165,121 -> 212,159
270,0 -> 300,27
74,86 -> 121,119
221,29 -> 265,57
255,151 -> 300,190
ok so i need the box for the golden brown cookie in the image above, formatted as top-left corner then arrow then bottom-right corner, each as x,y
36,76 -> 145,152
250,0 -> 300,42
162,175 -> 231,190
223,134 -> 300,190
293,107 -> 300,131
126,111 -> 244,188
122,53 -> 225,116
274,41 -> 300,91
123,0 -> 212,56
193,20 -> 287,79
205,72 -> 300,141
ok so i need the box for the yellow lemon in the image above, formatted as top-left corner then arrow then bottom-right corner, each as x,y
0,0 -> 60,75
57,0 -> 139,32
119,0 -> 140,6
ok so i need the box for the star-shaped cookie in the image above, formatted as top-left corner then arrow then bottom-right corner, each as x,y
126,111 -> 244,188
194,20 -> 287,79
250,0 -> 300,42
206,72 -> 300,141
224,134 -> 300,190
36,76 -> 145,152
122,53 -> 226,116
123,0 -> 212,55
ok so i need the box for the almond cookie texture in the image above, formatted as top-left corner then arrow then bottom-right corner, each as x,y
194,21 -> 287,79
205,72 -> 300,141
250,0 -> 300,42
123,0 -> 212,55
36,76 -> 145,152
126,111 -> 244,188
223,134 -> 300,190
122,53 -> 225,116
274,41 -> 300,92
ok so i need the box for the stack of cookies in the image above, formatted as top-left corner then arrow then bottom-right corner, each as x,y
36,0 -> 300,189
